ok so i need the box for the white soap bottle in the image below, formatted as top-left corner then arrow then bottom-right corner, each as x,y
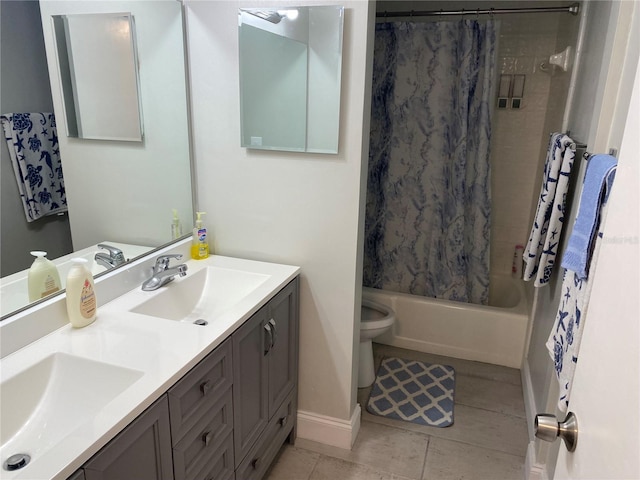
66,258 -> 97,328
28,251 -> 62,301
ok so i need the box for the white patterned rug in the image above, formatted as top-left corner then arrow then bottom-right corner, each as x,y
366,357 -> 455,427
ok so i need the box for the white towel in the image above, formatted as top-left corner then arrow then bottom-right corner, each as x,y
546,231 -> 603,412
523,133 -> 576,286
1,113 -> 67,222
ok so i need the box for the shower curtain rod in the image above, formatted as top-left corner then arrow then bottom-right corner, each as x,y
376,2 -> 579,19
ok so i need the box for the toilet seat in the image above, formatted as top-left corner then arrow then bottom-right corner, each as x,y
361,299 -> 394,330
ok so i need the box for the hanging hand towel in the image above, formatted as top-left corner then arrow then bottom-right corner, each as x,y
523,133 -> 576,286
561,154 -> 617,279
547,155 -> 616,412
1,113 -> 67,222
546,264 -> 597,412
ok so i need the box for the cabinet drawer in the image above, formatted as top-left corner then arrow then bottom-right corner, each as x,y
235,390 -> 296,480
173,389 -> 233,480
176,430 -> 234,480
169,339 -> 232,443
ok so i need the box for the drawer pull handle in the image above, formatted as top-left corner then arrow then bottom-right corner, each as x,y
264,323 -> 273,355
202,431 -> 214,446
200,380 -> 212,396
251,457 -> 260,470
268,318 -> 277,349
279,415 -> 288,427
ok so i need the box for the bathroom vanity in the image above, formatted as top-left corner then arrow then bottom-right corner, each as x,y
70,278 -> 298,480
0,241 -> 300,480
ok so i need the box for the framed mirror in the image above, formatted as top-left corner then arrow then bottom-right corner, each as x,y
52,13 -> 143,141
238,5 -> 344,154
0,0 -> 193,319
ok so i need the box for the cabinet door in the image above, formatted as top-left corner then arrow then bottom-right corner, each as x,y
83,396 -> 173,480
232,305 -> 269,467
67,470 -> 86,480
267,278 -> 299,418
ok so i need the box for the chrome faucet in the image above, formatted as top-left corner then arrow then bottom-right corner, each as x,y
95,244 -> 126,269
141,254 -> 188,291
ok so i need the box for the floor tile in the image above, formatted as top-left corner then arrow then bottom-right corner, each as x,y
278,345 -> 529,479
361,402 -> 528,457
455,374 -> 526,418
422,437 -> 524,480
296,421 -> 429,479
309,455 -> 414,480
264,444 -> 320,480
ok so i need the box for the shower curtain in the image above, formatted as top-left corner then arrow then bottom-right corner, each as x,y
364,20 -> 497,305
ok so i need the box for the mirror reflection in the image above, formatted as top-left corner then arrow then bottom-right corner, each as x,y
0,0 -> 194,319
52,13 -> 144,141
238,5 -> 344,154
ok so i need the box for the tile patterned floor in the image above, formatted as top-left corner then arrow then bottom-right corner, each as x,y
265,344 -> 528,480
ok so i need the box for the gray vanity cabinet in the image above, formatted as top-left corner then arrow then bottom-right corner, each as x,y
232,277 -> 299,471
66,277 -> 298,480
82,396 -> 173,480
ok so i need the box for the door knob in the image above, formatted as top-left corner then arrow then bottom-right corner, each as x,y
535,411 -> 578,452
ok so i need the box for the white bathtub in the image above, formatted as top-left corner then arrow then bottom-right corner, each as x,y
364,275 -> 530,368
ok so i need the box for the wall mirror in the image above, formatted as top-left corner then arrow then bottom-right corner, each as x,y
238,5 -> 344,154
52,13 -> 143,141
0,0 -> 193,320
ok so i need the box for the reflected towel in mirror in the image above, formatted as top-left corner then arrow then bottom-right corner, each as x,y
1,112 -> 67,222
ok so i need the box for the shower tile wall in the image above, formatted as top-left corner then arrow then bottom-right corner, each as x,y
490,13 -> 567,276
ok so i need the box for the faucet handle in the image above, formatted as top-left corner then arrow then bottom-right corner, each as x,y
155,254 -> 183,269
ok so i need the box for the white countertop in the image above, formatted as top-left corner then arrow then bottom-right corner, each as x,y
0,254 -> 299,480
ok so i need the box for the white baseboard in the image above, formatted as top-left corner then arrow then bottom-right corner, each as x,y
297,404 -> 361,450
525,441 -> 549,480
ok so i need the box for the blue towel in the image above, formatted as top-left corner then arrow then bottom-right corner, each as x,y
561,154 -> 617,278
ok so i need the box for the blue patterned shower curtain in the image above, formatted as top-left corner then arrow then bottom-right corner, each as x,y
364,20 -> 497,305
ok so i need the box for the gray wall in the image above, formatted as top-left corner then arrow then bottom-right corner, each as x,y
1,0 -> 72,277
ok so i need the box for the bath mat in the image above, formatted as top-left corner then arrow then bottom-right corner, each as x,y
367,357 -> 455,427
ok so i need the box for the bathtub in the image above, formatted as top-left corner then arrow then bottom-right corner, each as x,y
364,275 -> 529,368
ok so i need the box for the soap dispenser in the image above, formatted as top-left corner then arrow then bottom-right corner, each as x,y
191,211 -> 210,260
171,209 -> 182,239
66,258 -> 97,328
28,251 -> 62,301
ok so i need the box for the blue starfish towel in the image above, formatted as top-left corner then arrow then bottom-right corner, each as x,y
561,154 -> 617,279
523,133 -> 576,286
1,113 -> 67,222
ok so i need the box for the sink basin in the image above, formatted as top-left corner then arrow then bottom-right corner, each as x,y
130,266 -> 270,322
0,353 -> 143,450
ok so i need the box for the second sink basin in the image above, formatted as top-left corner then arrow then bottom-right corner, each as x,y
1,353 -> 143,452
130,266 -> 270,322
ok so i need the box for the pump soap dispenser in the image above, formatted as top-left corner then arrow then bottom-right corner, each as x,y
191,211 -> 210,260
171,209 -> 182,239
28,251 -> 62,301
66,258 -> 97,328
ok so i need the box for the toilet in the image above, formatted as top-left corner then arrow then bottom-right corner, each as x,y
359,294 -> 396,388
